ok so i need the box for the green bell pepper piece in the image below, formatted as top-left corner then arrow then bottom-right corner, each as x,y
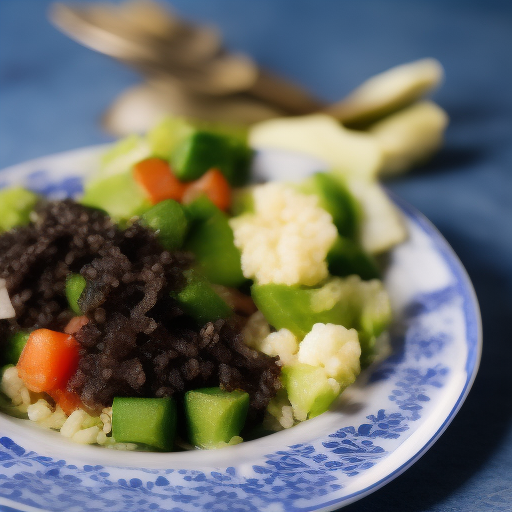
251,282 -> 357,339
141,199 -> 189,251
65,274 -> 87,315
300,172 -> 361,240
171,131 -> 252,186
2,332 -> 30,365
184,205 -> 246,288
172,269 -> 232,325
183,195 -> 220,224
327,236 -> 380,280
253,277 -> 391,365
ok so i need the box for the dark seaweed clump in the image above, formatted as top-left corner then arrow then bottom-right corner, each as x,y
0,200 -> 281,413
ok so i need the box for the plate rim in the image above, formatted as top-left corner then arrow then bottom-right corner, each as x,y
316,191 -> 482,511
0,145 -> 482,512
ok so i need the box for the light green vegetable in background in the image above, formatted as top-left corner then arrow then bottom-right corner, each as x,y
0,187 -> 39,233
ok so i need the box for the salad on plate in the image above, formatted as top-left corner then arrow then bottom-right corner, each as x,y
0,59 -> 448,454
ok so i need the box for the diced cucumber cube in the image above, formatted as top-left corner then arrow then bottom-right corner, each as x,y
281,363 -> 340,419
184,387 -> 249,449
112,397 -> 177,451
141,199 -> 188,251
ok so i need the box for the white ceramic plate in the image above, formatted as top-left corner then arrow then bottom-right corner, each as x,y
0,147 -> 481,512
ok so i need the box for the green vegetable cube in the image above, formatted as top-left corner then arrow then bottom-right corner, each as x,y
185,208 -> 246,288
0,187 -> 39,233
147,117 -> 194,159
252,276 -> 391,366
251,282 -> 356,339
81,171 -> 151,222
183,195 -> 221,224
2,332 -> 30,365
171,131 -> 252,186
112,397 -> 177,451
141,199 -> 189,251
172,269 -> 232,325
281,363 -> 340,419
300,172 -> 361,240
327,236 -> 380,280
65,274 -> 87,315
184,387 -> 249,449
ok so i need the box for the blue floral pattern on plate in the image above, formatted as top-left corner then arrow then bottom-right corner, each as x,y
0,148 -> 481,512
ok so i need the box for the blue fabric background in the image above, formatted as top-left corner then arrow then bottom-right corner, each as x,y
1,1 -> 511,510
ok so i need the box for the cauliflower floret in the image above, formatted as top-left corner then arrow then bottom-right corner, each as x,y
243,313 -> 299,366
259,329 -> 299,366
229,183 -> 337,286
298,323 -> 361,385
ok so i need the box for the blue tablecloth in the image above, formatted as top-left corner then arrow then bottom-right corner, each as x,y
1,1 -> 511,510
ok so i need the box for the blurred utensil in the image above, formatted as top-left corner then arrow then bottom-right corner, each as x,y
50,1 -> 323,114
102,80 -> 284,135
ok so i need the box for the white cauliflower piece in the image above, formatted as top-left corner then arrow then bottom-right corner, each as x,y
229,183 -> 337,286
298,323 -> 361,384
243,313 -> 299,366
259,329 -> 299,366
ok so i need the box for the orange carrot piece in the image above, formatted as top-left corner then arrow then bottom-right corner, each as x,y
182,168 -> 231,211
133,158 -> 188,204
17,329 -> 80,393
64,316 -> 89,335
48,388 -> 86,416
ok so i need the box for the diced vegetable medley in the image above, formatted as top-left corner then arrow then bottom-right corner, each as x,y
0,116 -> 400,452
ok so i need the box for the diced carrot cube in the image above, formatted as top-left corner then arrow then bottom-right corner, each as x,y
17,329 -> 80,393
48,387 -> 86,416
133,158 -> 188,204
182,169 -> 231,211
